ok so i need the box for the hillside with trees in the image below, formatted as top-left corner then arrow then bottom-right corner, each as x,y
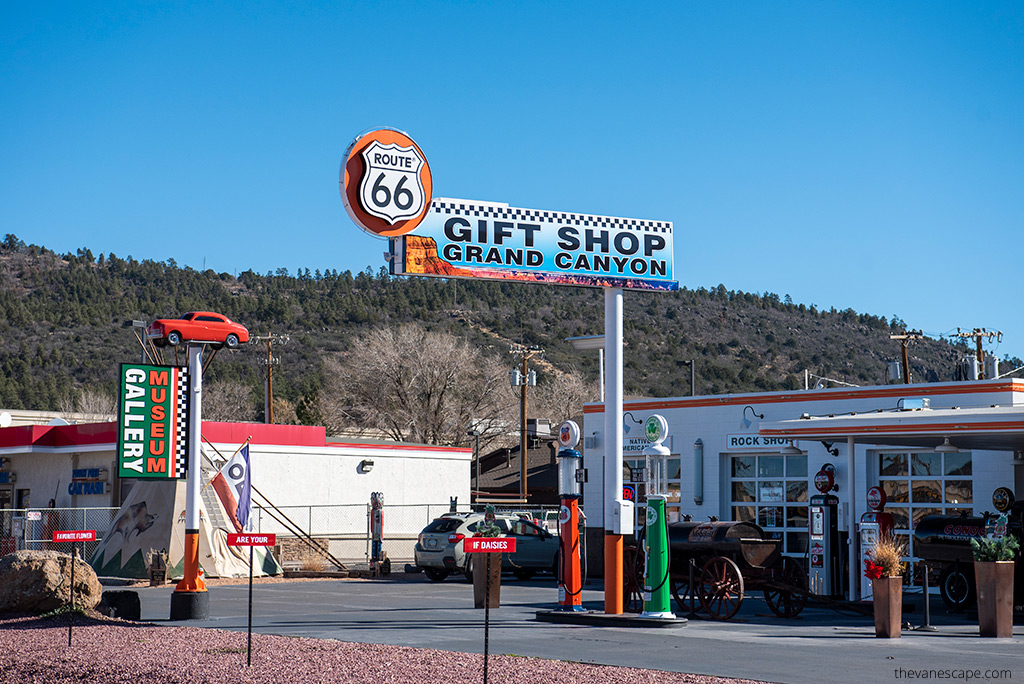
0,233 -> 1011,439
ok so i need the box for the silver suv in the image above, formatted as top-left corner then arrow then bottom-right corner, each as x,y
414,512 -> 559,582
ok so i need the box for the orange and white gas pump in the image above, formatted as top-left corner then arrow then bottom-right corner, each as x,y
859,485 -> 894,599
556,420 -> 585,611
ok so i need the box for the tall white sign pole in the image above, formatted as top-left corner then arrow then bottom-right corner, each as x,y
604,287 -> 625,614
171,343 -> 208,619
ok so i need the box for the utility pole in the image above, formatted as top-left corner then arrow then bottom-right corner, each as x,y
250,333 -> 290,423
889,330 -> 923,384
509,343 -> 543,502
956,328 -> 1002,379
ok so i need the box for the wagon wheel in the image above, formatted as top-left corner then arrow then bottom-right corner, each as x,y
622,544 -> 644,613
697,556 -> 745,620
671,571 -> 704,614
763,556 -> 808,618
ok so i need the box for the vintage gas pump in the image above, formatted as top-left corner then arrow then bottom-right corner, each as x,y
370,491 -> 384,573
556,420 -> 586,611
809,464 -> 841,597
859,486 -> 894,598
640,415 -> 675,619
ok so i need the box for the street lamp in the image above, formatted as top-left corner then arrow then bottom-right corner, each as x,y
565,335 -> 605,402
467,428 -> 481,503
124,319 -> 148,363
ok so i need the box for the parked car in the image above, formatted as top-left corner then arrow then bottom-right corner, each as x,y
414,512 -> 559,582
147,312 -> 249,349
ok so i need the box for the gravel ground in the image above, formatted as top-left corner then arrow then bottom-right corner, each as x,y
0,612 -> 771,684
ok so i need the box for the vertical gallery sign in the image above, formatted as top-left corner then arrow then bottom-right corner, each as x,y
117,364 -> 189,478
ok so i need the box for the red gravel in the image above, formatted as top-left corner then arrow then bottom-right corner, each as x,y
0,613 -> 770,684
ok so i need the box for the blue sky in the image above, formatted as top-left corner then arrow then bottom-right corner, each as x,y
3,2 -> 1023,363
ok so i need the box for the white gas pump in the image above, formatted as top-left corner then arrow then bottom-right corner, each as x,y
858,486 -> 894,599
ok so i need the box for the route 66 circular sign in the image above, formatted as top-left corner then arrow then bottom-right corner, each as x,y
341,128 -> 432,237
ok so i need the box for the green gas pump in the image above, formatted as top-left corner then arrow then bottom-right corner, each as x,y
640,415 -> 675,619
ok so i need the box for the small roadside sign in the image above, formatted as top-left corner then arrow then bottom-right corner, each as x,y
227,533 -> 276,547
27,511 -> 42,521
464,537 -> 516,553
53,530 -> 96,543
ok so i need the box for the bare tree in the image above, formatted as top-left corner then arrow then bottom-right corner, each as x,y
59,388 -> 117,420
318,325 -> 516,447
531,366 -> 600,427
203,380 -> 258,422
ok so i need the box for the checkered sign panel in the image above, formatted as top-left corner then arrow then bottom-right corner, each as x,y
392,197 -> 677,291
117,364 -> 190,479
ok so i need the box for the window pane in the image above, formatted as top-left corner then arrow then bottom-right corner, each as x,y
911,480 -> 942,504
786,506 -> 808,528
912,507 -> 942,530
733,506 -> 755,522
732,481 -> 755,502
758,456 -> 784,477
880,453 -> 907,476
886,507 -> 910,530
666,481 -> 680,502
882,480 -> 909,503
944,453 -> 972,476
786,454 -> 807,478
759,506 -> 783,528
945,480 -> 972,504
911,453 -> 941,476
668,458 -> 681,479
732,456 -> 755,477
786,532 -> 809,555
759,481 -> 785,503
786,481 -> 808,502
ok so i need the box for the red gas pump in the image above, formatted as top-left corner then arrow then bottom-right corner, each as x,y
556,420 -> 585,611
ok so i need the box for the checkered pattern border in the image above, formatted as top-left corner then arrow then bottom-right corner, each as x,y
174,367 -> 189,478
430,200 -> 672,233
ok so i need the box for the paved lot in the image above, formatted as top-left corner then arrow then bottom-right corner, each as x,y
136,575 -> 1024,684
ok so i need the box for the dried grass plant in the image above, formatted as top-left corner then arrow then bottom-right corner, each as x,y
870,534 -> 907,577
299,549 -> 326,572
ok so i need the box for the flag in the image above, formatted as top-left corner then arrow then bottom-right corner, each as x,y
211,444 -> 252,532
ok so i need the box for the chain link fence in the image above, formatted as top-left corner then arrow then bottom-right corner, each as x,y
255,503 -> 563,568
0,507 -> 120,560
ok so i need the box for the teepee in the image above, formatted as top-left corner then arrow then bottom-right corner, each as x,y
90,463 -> 281,579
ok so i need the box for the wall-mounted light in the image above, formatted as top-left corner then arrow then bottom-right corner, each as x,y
741,405 -> 764,429
358,459 -> 374,473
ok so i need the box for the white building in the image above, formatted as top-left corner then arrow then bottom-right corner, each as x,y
582,378 -> 1024,599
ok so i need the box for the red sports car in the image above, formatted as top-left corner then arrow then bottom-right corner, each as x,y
147,312 -> 249,349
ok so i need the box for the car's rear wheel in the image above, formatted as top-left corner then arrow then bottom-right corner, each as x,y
153,338 -> 167,348
423,568 -> 449,582
167,331 -> 182,346
463,557 -> 475,582
225,333 -> 239,349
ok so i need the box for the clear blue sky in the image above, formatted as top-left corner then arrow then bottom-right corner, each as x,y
3,2 -> 1022,363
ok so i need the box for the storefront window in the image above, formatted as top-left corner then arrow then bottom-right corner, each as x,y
729,453 -> 808,556
877,450 -> 974,581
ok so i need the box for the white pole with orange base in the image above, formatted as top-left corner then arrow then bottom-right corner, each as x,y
170,343 -> 209,620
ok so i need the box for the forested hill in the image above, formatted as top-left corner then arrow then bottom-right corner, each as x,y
0,234 -> 1002,417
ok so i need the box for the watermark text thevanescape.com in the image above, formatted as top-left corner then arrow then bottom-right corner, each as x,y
895,668 -> 1012,680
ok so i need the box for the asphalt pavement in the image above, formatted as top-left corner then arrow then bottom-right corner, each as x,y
134,574 -> 1024,684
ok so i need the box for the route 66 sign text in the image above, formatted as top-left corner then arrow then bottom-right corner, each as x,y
341,128 -> 432,237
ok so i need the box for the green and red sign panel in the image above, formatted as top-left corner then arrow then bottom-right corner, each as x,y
117,364 -> 190,479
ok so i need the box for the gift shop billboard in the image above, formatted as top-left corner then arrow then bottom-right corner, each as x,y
340,130 -> 676,292
117,364 -> 189,479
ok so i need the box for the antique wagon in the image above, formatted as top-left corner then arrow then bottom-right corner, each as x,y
665,520 -> 808,620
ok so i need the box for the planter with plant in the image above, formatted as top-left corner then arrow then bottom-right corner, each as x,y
865,534 -> 906,638
971,533 -> 1018,637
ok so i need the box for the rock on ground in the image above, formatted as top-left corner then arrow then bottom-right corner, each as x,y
0,550 -> 102,613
